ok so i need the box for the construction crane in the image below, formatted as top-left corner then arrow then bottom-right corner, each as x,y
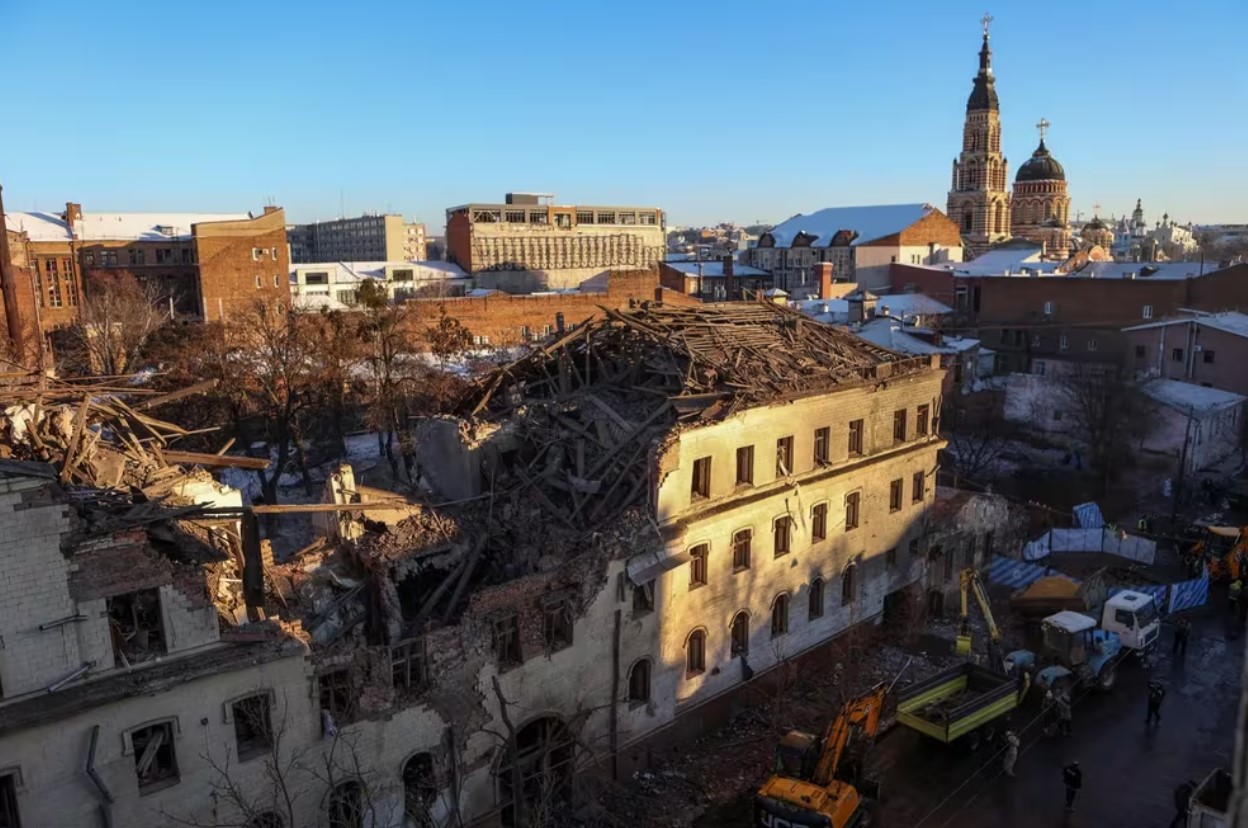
754,661 -> 909,828
956,567 -> 1002,669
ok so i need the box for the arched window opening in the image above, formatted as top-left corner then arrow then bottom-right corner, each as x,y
328,780 -> 365,828
628,659 -> 651,703
730,611 -> 750,657
771,594 -> 790,638
403,753 -> 437,822
496,717 -> 575,827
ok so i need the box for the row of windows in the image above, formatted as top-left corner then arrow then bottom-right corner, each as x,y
1132,344 -> 1216,365
254,274 -> 284,289
473,209 -> 660,226
1001,329 -> 1099,353
32,258 -> 80,309
251,247 -> 281,261
691,408 -> 931,500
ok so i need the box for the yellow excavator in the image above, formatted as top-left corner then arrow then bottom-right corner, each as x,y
956,567 -> 1002,669
754,665 -> 907,828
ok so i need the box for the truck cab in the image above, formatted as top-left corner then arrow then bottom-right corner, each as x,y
1006,610 -> 1122,692
1100,590 -> 1160,653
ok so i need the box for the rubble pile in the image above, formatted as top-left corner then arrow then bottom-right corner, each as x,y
0,373 -> 262,490
464,301 -> 928,532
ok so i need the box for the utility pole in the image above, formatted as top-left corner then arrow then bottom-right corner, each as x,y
1170,405 -> 1195,524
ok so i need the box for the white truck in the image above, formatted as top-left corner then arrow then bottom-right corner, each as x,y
1099,590 -> 1162,656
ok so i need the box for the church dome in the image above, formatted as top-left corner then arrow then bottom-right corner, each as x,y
1084,216 -> 1107,231
1015,140 -> 1066,182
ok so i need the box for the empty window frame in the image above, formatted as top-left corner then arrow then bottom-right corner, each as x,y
811,503 -> 828,542
776,436 -> 794,476
732,529 -> 752,571
685,629 -> 706,677
844,492 -> 860,531
808,578 -> 825,620
889,478 -> 903,512
575,210 -> 595,224
1204,350 -> 1216,364
0,773 -> 17,828
848,419 -> 864,456
688,544 -> 708,589
633,581 -> 654,615
912,470 -> 925,503
107,588 -> 166,666
774,516 -> 792,557
893,409 -> 907,443
627,658 -> 652,704
541,595 -> 574,652
391,638 -> 428,692
130,720 -> 179,793
403,753 -> 438,820
504,210 -> 526,223
886,547 -> 898,568
318,668 -> 355,721
726,612 -> 749,658
770,594 -> 790,637
328,780 -> 365,828
492,613 -> 523,666
916,404 -> 930,437
230,693 -> 273,762
841,565 -> 857,606
691,456 -> 711,499
736,445 -> 754,485
1173,347 -> 1184,362
813,426 -> 830,465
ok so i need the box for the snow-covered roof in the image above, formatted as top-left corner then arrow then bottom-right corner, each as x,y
1141,378 -> 1246,415
5,210 -> 251,241
964,246 -> 1045,270
663,261 -> 769,277
764,203 -> 933,248
853,318 -> 979,356
1075,261 -> 1212,281
1046,610 -> 1097,633
1123,311 -> 1248,339
291,260 -> 468,285
789,298 -> 850,324
873,293 -> 953,317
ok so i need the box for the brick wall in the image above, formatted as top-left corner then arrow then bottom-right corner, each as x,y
401,269 -> 700,346
1124,322 -> 1248,396
445,210 -> 473,271
193,208 -> 291,321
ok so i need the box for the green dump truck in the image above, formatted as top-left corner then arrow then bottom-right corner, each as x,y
896,662 -> 1023,752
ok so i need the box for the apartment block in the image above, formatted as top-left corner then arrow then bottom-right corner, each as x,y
287,214 -> 426,264
445,193 -> 666,291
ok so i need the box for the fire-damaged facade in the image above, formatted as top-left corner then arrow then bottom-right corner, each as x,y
0,302 -> 946,828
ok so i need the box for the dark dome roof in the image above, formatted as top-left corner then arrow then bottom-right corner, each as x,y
1084,216 -> 1107,231
1015,140 -> 1066,182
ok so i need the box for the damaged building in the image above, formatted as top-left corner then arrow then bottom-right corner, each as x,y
0,301 -> 947,827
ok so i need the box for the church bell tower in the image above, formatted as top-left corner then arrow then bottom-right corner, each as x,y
947,14 -> 1012,257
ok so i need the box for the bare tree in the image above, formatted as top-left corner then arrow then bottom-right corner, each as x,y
942,393 -> 1011,483
424,308 -> 473,367
57,273 -> 168,376
1059,367 -> 1154,492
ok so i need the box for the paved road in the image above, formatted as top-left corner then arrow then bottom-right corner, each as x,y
870,609 -> 1242,828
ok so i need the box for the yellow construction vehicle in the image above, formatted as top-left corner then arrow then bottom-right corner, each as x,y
1188,524 -> 1247,582
754,668 -> 905,828
956,568 -> 1002,669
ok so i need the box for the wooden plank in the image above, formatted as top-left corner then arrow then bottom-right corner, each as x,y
132,379 -> 221,411
162,450 -> 272,470
59,395 -> 93,484
250,500 -> 410,514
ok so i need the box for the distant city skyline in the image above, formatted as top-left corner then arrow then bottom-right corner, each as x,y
2,0 -> 1244,232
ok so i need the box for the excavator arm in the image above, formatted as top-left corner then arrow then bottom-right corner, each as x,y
958,568 -> 1002,667
811,683 -> 888,787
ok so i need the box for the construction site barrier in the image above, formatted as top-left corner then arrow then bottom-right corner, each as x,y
1168,572 -> 1211,615
1022,527 -> 1156,566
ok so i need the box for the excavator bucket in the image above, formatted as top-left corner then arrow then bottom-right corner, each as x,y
955,633 -> 972,656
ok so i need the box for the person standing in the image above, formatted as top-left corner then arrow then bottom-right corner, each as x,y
1057,689 -> 1073,736
1173,617 -> 1192,660
1146,680 -> 1166,725
1172,779 -> 1197,827
1002,729 -> 1020,777
1063,761 -> 1082,812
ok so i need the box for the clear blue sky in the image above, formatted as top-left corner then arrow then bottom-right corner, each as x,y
2,0 -> 1245,232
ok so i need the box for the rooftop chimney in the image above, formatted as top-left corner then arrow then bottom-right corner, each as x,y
64,202 -> 83,235
814,262 -> 835,299
721,254 -> 735,300
262,205 -> 281,215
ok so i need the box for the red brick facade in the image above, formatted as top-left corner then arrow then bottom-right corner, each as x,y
888,262 -> 1248,373
402,269 -> 700,346
192,208 -> 290,321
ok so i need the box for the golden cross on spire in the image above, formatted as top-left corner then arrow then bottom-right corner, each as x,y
982,12 -> 993,37
1036,117 -> 1050,142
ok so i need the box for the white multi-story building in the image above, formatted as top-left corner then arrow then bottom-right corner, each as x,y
290,260 -> 469,309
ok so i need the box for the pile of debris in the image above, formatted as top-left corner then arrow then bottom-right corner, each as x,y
0,373 -> 266,490
461,301 -> 930,532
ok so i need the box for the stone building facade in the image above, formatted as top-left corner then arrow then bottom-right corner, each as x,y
444,194 -> 666,292
947,16 -> 1012,257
